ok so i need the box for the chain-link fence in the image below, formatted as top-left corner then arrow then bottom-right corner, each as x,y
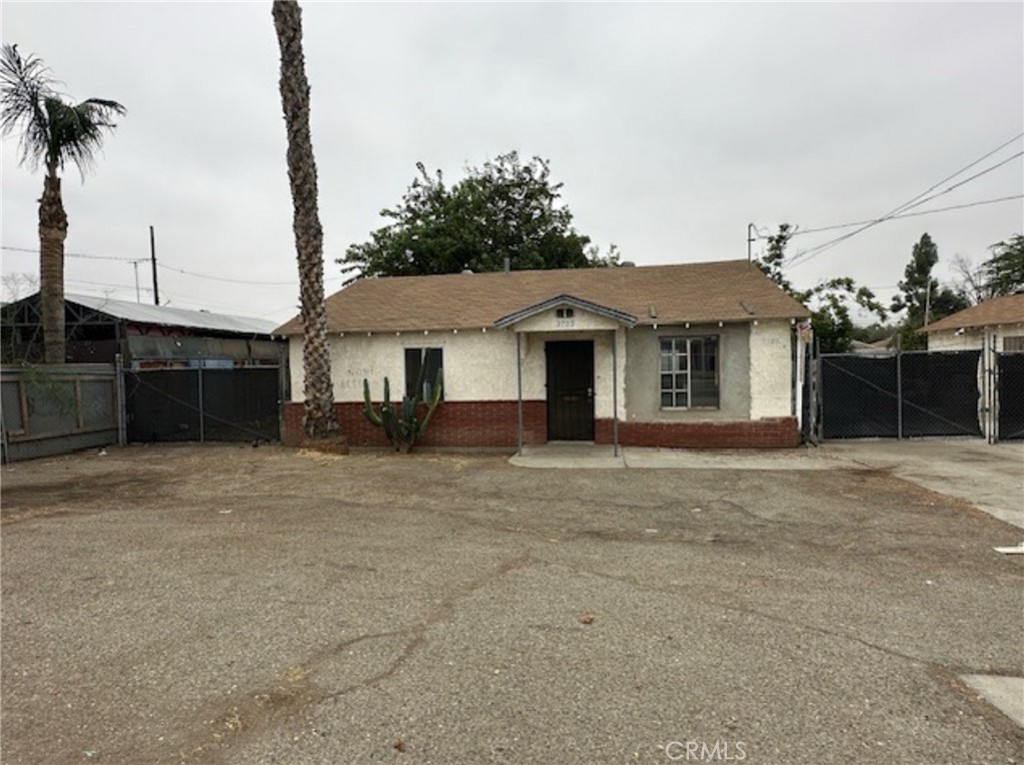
997,352 -> 1024,440
125,367 -> 281,443
1,363 -> 120,462
820,350 -> 984,440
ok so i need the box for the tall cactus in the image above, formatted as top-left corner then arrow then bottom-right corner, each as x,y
362,365 -> 442,453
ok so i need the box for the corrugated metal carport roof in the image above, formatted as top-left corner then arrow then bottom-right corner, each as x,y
65,293 -> 277,335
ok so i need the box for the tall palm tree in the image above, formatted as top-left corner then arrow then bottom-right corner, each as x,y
272,0 -> 338,439
1,44 -> 125,364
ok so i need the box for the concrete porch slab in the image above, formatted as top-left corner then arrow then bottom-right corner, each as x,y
509,444 -> 844,470
509,443 -> 626,469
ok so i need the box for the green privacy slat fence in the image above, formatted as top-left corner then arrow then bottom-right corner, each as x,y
1,363 -> 119,462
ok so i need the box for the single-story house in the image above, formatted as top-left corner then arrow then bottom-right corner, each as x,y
921,293 -> 1024,352
275,260 -> 811,449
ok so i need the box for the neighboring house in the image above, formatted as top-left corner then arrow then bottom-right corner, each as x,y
849,338 -> 895,355
921,293 -> 1024,352
275,260 -> 810,449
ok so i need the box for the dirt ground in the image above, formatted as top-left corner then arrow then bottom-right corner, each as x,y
1,444 -> 1022,765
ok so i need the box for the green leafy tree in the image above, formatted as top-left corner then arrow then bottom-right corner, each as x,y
340,152 -> 617,278
1,44 -> 125,364
272,0 -> 338,440
890,233 -> 969,349
754,224 -> 886,353
753,223 -> 795,294
980,234 -> 1024,297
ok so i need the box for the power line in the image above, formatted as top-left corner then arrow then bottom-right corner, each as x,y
882,132 -> 1023,218
66,277 -> 154,292
156,263 -> 297,286
157,263 -> 347,286
785,133 -> 1024,269
788,150 -> 1024,268
2,245 -> 146,263
4,244 -> 346,287
790,194 -> 1024,238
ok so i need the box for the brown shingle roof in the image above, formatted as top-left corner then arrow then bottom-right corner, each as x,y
274,259 -> 810,335
921,293 -> 1024,333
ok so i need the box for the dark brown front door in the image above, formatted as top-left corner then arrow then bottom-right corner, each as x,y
546,340 -> 594,441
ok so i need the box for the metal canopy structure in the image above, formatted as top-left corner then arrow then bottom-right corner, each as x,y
2,293 -> 279,365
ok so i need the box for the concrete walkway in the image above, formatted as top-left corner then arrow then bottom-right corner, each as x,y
509,443 -> 843,471
960,675 -> 1024,729
822,440 -> 1024,530
510,439 -> 1024,530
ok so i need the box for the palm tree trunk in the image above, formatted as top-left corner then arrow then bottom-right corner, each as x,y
272,0 -> 338,440
38,171 -> 68,364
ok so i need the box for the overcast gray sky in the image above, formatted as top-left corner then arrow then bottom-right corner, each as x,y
2,2 -> 1021,324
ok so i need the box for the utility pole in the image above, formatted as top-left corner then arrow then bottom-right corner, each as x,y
747,223 -> 756,267
133,261 -> 141,303
149,225 -> 160,306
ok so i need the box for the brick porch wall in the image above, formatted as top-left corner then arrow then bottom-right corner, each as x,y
281,400 -> 547,448
283,401 -> 798,449
596,417 -> 799,449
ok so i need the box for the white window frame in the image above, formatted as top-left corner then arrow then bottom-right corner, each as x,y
658,336 -> 720,410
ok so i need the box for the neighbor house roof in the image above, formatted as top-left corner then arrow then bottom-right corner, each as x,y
64,293 -> 278,335
274,260 -> 809,335
920,293 -> 1024,333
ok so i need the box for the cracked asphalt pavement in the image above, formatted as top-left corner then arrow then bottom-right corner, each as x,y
1,445 -> 1022,764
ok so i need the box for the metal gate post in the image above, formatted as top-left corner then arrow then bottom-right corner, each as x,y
115,353 -> 127,446
895,335 -> 903,440
816,340 -> 824,441
982,332 -> 990,444
198,366 -> 205,444
991,332 -> 999,444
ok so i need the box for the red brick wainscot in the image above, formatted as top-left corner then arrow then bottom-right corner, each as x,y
283,402 -> 799,449
595,416 -> 800,449
281,400 -> 547,448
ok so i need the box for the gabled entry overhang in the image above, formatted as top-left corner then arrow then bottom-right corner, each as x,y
493,294 -> 638,330
499,294 -> 632,459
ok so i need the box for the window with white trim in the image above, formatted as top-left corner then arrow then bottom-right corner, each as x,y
659,336 -> 719,408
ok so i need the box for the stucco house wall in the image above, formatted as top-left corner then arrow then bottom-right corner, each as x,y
927,329 -> 1024,352
749,319 -> 795,419
624,323 -> 750,422
286,315 -> 800,448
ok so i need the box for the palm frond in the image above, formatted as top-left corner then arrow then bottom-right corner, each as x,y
2,43 -> 125,177
0,43 -> 57,171
45,96 -> 127,177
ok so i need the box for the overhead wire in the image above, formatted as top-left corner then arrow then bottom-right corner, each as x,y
784,132 -> 1024,268
789,194 -> 1024,237
1,244 -> 146,263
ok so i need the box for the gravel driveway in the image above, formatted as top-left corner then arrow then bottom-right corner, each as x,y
2,445 -> 1021,764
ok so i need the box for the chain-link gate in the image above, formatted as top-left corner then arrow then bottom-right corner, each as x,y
125,367 -> 280,443
820,350 -> 983,440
